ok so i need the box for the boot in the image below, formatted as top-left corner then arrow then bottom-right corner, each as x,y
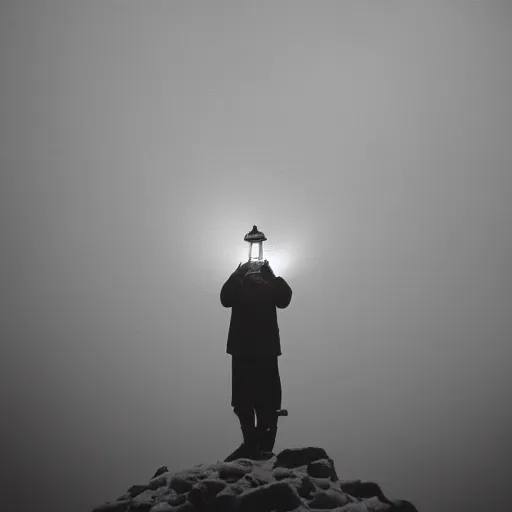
224,442 -> 251,462
256,425 -> 278,455
225,427 -> 265,462
225,420 -> 264,462
242,422 -> 259,453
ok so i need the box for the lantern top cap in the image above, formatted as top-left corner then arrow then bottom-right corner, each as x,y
244,225 -> 267,242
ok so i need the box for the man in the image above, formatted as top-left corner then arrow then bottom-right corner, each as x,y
220,259 -> 292,461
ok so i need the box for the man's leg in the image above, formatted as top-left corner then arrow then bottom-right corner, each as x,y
233,405 -> 258,450
255,408 -> 278,453
224,405 -> 259,461
254,356 -> 282,453
226,356 -> 260,461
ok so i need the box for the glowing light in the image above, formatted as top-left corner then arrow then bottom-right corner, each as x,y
263,244 -> 292,278
249,242 -> 262,261
221,225 -> 299,280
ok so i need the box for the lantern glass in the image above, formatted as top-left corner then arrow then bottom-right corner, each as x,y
249,241 -> 263,262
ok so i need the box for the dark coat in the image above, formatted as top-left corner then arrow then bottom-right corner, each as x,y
220,269 -> 292,357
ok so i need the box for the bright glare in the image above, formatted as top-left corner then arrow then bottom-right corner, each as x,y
250,243 -> 261,260
265,249 -> 292,278
223,239 -> 296,279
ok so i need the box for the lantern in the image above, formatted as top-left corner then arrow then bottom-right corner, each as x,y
244,225 -> 267,263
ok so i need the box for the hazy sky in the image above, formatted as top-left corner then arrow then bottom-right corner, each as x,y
2,2 -> 511,511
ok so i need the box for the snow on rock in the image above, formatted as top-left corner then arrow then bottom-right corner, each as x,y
91,447 -> 418,512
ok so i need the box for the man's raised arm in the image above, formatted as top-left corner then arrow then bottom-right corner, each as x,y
268,277 -> 292,309
220,263 -> 246,308
260,261 -> 292,309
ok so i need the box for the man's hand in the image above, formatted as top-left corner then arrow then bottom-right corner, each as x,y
232,262 -> 245,278
239,261 -> 263,273
233,261 -> 255,278
232,261 -> 267,280
260,260 -> 276,279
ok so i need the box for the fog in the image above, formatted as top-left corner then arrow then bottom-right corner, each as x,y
2,2 -> 511,511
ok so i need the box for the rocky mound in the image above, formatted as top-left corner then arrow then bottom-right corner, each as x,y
92,447 -> 418,512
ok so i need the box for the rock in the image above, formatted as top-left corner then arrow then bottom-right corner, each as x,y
187,479 -> 227,508
149,475 -> 168,490
336,504 -> 369,512
130,489 -> 157,510
390,499 -> 419,512
272,467 -> 296,480
340,480 -> 386,500
128,503 -> 153,512
211,488 -> 239,512
249,465 -> 274,485
127,485 -> 151,498
201,478 -> 227,494
274,447 -> 329,469
169,475 -> 194,494
166,492 -> 186,507
293,476 -> 316,499
152,466 -> 169,479
307,489 -> 350,509
218,461 -> 252,481
151,487 -> 170,501
312,478 -> 331,490
173,503 -> 195,512
363,496 -> 392,511
187,487 -> 206,508
243,473 -> 266,488
92,500 -> 131,512
91,447 -> 417,512
237,480 -> 303,512
328,458 -> 339,482
149,504 -> 174,512
307,459 -> 334,479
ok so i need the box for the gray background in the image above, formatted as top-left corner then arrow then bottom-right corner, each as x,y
2,2 -> 511,511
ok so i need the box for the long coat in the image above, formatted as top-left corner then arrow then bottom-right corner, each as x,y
220,269 -> 292,357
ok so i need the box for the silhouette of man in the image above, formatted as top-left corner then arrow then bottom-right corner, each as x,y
221,259 -> 292,461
